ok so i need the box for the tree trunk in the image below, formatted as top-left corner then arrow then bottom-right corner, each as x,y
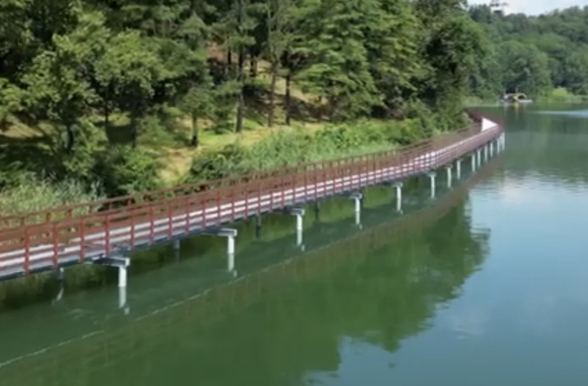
227,49 -> 232,66
65,124 -> 75,153
285,68 -> 292,126
235,0 -> 246,133
104,100 -> 110,131
236,48 -> 245,133
130,117 -> 138,148
268,61 -> 278,128
190,114 -> 199,147
250,55 -> 258,77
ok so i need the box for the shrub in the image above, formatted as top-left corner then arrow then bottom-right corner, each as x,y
0,173 -> 103,216
188,116 -> 442,182
92,146 -> 161,196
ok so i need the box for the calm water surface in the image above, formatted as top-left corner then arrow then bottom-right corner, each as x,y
1,104 -> 588,385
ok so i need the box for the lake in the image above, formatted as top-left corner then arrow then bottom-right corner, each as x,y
1,104 -> 587,386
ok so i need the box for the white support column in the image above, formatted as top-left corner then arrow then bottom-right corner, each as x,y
484,144 -> 489,161
446,165 -> 452,188
173,239 -> 180,261
471,153 -> 476,171
314,202 -> 320,222
456,159 -> 462,179
204,228 -> 238,273
290,208 -> 305,247
350,192 -> 362,227
53,267 -> 65,304
255,215 -> 262,240
394,182 -> 403,213
119,286 -> 128,314
118,258 -> 130,288
56,267 -> 64,282
489,142 -> 494,157
227,235 -> 235,271
428,172 -> 437,198
477,149 -> 482,166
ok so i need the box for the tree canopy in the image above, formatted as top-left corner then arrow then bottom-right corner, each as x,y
1,0 -> 586,199
468,4 -> 588,97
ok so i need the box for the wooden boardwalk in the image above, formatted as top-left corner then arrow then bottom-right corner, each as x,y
0,115 -> 504,281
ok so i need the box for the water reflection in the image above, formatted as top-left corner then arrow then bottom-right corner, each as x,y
0,157 -> 500,386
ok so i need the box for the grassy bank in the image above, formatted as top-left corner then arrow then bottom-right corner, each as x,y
0,102 -> 460,214
537,88 -> 588,103
187,115 -> 442,182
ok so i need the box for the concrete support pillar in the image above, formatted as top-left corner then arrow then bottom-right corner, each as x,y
350,192 -> 362,227
173,239 -> 180,261
290,208 -> 305,247
227,235 -> 235,271
203,228 -> 238,273
484,144 -> 488,161
119,287 -> 127,311
471,153 -> 476,171
489,142 -> 494,157
53,268 -> 65,303
394,182 -> 403,213
446,165 -> 452,188
477,149 -> 482,166
118,258 -> 130,288
56,267 -> 64,282
427,172 -> 436,198
314,202 -> 320,222
255,215 -> 262,240
456,159 -> 462,179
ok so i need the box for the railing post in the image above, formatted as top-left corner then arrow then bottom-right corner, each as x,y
185,195 -> 190,236
105,213 -> 111,257
79,219 -> 85,262
149,205 -> 155,244
24,227 -> 30,275
130,208 -> 135,249
53,223 -> 59,266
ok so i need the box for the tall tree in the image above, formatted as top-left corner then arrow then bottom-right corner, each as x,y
296,0 -> 381,121
264,0 -> 298,127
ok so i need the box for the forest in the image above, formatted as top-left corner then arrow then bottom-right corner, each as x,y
0,0 -> 586,213
469,4 -> 588,99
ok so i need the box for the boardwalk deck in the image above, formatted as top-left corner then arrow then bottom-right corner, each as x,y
0,117 -> 504,280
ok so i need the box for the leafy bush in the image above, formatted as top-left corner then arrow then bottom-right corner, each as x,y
93,146 -> 161,196
189,116 -> 438,182
0,173 -> 103,216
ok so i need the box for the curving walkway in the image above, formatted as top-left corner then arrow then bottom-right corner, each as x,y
0,117 -> 504,280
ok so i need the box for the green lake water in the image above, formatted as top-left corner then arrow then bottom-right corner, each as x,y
1,104 -> 588,385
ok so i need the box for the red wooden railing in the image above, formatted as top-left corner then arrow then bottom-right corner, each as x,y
0,112 -> 503,277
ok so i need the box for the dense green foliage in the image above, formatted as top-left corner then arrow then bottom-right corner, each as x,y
188,116 -> 452,182
468,5 -> 588,98
0,0 -> 489,204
